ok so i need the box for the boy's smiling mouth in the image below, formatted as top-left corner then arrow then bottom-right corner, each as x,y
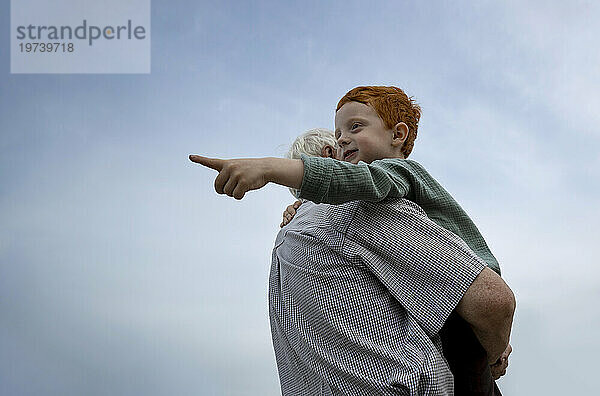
343,149 -> 358,161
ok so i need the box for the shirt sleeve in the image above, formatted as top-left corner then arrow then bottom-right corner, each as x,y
344,199 -> 486,337
299,154 -> 410,204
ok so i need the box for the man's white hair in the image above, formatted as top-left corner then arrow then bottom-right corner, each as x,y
286,128 -> 336,198
286,128 -> 337,160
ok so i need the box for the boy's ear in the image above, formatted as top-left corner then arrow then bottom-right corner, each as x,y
391,123 -> 409,147
321,145 -> 336,159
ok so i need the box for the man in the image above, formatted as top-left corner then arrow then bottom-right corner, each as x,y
190,86 -> 515,394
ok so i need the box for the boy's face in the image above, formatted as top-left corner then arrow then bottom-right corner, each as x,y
334,101 -> 407,164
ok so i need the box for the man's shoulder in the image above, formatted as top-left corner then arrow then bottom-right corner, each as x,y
356,198 -> 428,223
290,200 -> 361,234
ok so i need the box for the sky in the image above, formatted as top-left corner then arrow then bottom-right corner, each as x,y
1,0 -> 600,395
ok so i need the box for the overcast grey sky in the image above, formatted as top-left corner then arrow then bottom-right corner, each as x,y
2,1 -> 600,395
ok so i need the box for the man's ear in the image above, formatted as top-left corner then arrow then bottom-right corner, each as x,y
320,145 -> 336,158
391,123 -> 409,147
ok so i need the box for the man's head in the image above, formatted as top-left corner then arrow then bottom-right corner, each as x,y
286,128 -> 337,161
335,86 -> 421,163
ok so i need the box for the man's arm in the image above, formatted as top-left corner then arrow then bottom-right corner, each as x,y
455,267 -> 516,364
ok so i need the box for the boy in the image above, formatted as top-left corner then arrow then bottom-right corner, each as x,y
190,86 -> 514,393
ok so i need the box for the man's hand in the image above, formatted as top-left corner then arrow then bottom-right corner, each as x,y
280,200 -> 302,227
490,343 -> 512,380
189,155 -> 304,200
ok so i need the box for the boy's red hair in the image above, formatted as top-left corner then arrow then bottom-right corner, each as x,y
336,86 -> 421,158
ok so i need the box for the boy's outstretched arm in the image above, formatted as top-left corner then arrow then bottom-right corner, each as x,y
189,155 -> 303,200
190,154 -> 411,204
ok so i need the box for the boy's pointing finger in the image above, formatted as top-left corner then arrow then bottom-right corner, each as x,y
189,155 -> 224,171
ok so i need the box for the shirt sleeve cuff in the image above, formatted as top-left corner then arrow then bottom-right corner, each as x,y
298,154 -> 333,203
424,258 -> 486,336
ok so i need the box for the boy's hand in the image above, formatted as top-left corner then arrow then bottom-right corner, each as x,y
189,155 -> 304,200
280,200 -> 302,228
490,343 -> 512,380
189,155 -> 274,200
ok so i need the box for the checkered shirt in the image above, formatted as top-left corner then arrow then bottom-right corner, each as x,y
269,199 -> 486,395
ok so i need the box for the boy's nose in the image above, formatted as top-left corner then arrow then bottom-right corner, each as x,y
337,135 -> 350,147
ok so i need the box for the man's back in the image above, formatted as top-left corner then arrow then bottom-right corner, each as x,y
269,199 -> 487,395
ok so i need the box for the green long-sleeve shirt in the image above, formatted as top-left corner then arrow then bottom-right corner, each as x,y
298,154 -> 501,275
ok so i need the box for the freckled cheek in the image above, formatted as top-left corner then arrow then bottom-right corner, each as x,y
356,139 -> 373,154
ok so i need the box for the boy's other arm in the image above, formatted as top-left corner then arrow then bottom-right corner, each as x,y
281,200 -> 302,227
455,267 -> 516,364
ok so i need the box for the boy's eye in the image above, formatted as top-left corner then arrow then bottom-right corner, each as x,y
351,122 -> 361,130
